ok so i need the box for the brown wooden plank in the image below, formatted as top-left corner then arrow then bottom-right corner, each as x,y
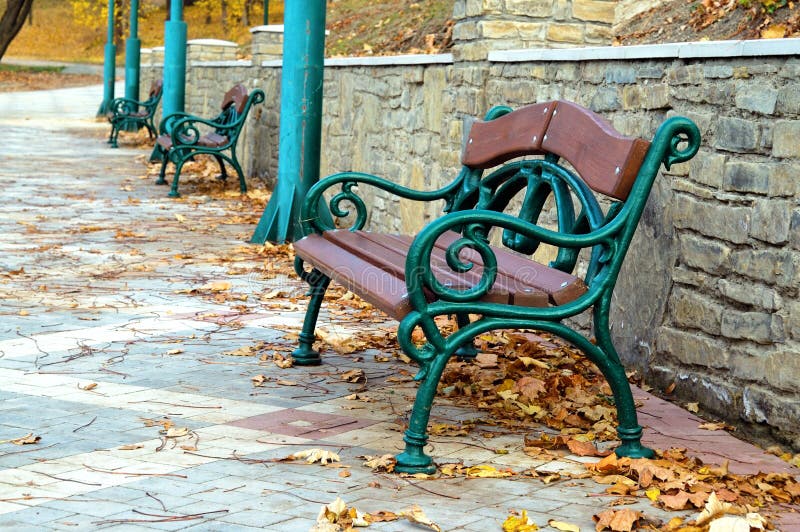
541,100 -> 651,201
433,232 -> 584,305
461,102 -> 556,169
293,234 -> 413,319
326,231 -> 513,304
221,84 -> 248,113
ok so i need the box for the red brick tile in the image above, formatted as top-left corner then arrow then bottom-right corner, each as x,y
226,408 -> 379,439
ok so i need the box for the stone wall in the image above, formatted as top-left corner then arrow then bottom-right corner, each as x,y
142,35 -> 800,450
452,0 -> 618,60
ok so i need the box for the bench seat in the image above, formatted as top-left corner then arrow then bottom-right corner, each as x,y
294,230 -> 586,319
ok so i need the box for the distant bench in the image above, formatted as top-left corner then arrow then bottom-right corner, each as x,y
107,79 -> 162,148
153,83 -> 264,197
292,100 -> 700,474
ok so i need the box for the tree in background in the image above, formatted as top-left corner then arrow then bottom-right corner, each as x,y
0,0 -> 35,60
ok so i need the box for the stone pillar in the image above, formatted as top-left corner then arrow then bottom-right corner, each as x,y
250,25 -> 284,63
186,39 -> 239,62
451,0 -> 618,60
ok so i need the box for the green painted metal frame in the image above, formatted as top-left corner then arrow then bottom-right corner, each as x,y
106,80 -> 162,148
293,105 -> 701,474
120,0 -> 141,133
162,0 -> 187,120
153,88 -> 266,197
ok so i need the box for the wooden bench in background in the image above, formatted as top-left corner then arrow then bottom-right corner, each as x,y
292,100 -> 701,474
153,83 -> 265,197
107,78 -> 162,148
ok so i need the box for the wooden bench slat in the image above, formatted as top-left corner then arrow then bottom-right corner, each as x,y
323,231 -> 513,305
433,231 -> 586,305
541,100 -> 651,201
294,234 -> 414,319
461,102 -> 555,169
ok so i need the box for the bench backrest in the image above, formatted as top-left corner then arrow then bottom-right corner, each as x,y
448,100 -> 696,288
212,84 -> 261,138
149,79 -> 163,100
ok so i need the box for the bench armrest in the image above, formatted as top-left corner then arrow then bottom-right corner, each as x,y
403,209 -> 622,313
109,97 -> 149,116
300,169 -> 470,234
167,115 -> 236,148
157,112 -> 194,134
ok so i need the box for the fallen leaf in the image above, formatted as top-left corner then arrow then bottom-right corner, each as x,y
288,448 -> 341,465
466,464 -> 514,478
761,23 -> 787,39
5,433 -> 41,445
201,280 -> 232,292
165,427 -> 189,438
165,348 -> 184,355
708,513 -> 766,532
366,510 -> 399,522
645,487 -> 661,501
340,368 -> 366,383
251,374 -> 268,386
276,379 -> 297,386
475,352 -> 498,368
566,438 -> 607,457
695,491 -> 734,526
398,505 -> 441,532
503,509 -> 539,531
118,443 -> 144,450
549,520 -> 580,532
593,509 -> 641,531
686,402 -> 699,413
79,382 -> 98,391
338,469 -> 351,478
698,421 -> 734,431
361,454 -> 396,472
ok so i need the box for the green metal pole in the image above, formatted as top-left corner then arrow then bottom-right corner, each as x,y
263,0 -> 269,25
251,0 -> 329,243
97,0 -> 116,116
122,0 -> 141,131
162,0 -> 187,118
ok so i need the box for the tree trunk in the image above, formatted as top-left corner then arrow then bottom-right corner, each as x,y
0,0 -> 34,60
221,0 -> 228,33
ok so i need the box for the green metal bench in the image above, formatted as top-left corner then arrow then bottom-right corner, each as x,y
153,84 -> 265,197
292,100 -> 700,474
107,78 -> 163,148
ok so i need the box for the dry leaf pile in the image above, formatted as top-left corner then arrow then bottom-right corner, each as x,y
310,497 -> 441,532
439,331 -> 620,441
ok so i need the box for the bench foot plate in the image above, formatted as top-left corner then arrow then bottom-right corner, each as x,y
615,441 -> 655,459
291,346 -> 322,366
395,452 -> 436,475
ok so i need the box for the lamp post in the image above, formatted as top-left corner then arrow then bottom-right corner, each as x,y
162,0 -> 187,118
251,0 -> 328,243
263,0 -> 269,25
124,0 -> 141,103
96,0 -> 116,116
120,0 -> 141,131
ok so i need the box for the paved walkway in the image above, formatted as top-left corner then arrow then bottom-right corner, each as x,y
0,85 -> 798,531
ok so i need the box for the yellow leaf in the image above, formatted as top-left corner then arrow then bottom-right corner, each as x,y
502,510 -> 539,531
166,348 -> 184,355
548,520 -> 580,532
695,492 -> 734,526
175,213 -> 186,222
466,464 -> 514,478
79,382 -> 98,391
18,309 -> 29,316
646,487 -> 661,501
761,23 -> 787,39
686,402 -> 699,413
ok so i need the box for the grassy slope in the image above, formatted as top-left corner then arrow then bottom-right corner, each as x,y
6,0 -> 451,64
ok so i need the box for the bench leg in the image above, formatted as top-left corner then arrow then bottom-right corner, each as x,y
231,154 -> 247,194
593,306 -> 655,459
155,155 -> 169,186
213,154 -> 228,182
395,346 -> 449,474
168,159 -> 185,197
292,258 -> 331,366
454,313 -> 477,360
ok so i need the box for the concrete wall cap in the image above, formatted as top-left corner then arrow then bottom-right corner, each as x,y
187,38 -> 238,47
250,24 -> 285,33
325,53 -> 454,67
489,38 -> 800,62
191,59 -> 253,67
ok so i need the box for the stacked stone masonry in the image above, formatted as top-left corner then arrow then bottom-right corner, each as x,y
142,34 -> 800,451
